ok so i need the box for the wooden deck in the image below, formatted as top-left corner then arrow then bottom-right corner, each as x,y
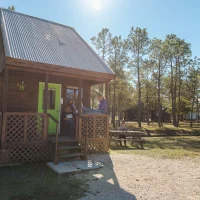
0,112 -> 110,165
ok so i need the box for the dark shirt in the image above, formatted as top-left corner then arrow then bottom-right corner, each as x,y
98,99 -> 108,113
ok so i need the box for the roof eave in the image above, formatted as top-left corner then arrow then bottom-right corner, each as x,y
5,57 -> 115,82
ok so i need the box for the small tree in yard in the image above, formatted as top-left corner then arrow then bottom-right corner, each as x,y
127,27 -> 150,127
186,58 -> 200,127
149,39 -> 167,127
108,36 -> 128,127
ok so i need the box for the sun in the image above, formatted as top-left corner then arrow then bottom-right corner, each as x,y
92,0 -> 102,11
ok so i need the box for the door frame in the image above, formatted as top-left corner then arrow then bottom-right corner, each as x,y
38,82 -> 61,134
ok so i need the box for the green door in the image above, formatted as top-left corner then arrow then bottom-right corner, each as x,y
38,82 -> 61,134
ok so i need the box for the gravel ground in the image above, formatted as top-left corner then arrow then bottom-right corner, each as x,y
76,154 -> 200,200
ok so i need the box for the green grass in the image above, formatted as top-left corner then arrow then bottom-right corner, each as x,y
0,163 -> 88,200
110,136 -> 200,159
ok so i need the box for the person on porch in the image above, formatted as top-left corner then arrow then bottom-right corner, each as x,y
61,105 -> 76,137
82,93 -> 108,114
69,99 -> 77,114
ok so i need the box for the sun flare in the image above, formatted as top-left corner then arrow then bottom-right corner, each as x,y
92,0 -> 102,10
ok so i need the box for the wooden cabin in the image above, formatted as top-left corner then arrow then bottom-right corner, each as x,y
0,9 -> 115,165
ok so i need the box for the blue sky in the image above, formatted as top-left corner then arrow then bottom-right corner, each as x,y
1,0 -> 200,57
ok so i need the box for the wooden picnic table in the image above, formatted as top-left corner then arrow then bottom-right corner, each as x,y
109,130 -> 146,149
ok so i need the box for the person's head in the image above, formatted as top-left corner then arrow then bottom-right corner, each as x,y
97,93 -> 104,101
121,120 -> 126,127
65,105 -> 71,113
69,100 -> 74,105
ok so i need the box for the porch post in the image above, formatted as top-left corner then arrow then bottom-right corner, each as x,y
105,82 -> 109,114
77,80 -> 82,139
78,80 -> 82,113
105,82 -> 109,137
3,68 -> 9,112
44,74 -> 49,113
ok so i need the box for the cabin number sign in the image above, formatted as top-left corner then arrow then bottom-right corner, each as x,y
17,81 -> 25,90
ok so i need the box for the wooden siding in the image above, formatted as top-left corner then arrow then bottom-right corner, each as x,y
0,75 -> 3,112
0,69 -> 91,113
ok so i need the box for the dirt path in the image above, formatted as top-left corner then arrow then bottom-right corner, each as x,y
77,154 -> 200,200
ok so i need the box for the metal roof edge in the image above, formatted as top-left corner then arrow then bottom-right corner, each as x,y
0,8 -> 11,57
0,8 -> 75,31
70,28 -> 115,75
5,56 -> 116,79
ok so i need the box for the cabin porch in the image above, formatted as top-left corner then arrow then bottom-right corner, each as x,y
0,68 -> 110,165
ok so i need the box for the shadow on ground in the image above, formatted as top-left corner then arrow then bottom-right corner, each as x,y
0,155 -> 137,200
79,154 -> 137,200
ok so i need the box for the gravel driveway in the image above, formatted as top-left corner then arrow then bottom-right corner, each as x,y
76,154 -> 200,200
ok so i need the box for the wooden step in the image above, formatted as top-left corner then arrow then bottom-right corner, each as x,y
58,153 -> 85,159
58,146 -> 83,150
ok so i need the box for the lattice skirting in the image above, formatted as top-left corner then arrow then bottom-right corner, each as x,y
0,143 -> 48,164
78,138 -> 109,154
0,149 -> 9,165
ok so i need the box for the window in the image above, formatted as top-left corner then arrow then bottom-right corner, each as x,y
43,88 -> 56,109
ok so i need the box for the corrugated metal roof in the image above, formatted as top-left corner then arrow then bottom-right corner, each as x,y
0,8 -> 114,75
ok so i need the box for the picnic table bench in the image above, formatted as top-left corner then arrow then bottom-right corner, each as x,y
109,130 -> 146,149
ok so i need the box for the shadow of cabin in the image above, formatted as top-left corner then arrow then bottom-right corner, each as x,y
84,154 -> 137,199
0,8 -> 115,165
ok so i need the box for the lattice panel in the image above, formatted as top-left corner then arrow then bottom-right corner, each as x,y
79,115 -> 108,139
95,116 -> 107,138
80,116 -> 94,138
79,138 -> 109,154
4,143 -> 48,163
5,115 -> 25,143
27,116 -> 44,141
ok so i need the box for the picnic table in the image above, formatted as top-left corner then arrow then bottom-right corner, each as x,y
109,130 -> 146,149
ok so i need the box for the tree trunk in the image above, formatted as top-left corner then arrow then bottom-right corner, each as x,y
197,97 -> 200,123
157,62 -> 162,127
177,59 -> 181,127
170,60 -> 176,126
137,56 -> 142,127
113,80 -> 116,127
146,86 -> 150,125
173,59 -> 178,127
118,93 -> 121,125
190,88 -> 196,128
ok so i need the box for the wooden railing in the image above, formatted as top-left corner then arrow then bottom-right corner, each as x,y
78,114 -> 89,160
1,112 -> 48,146
47,113 -> 59,165
78,114 -> 108,139
78,114 -> 109,154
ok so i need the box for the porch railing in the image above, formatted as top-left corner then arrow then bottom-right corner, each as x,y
47,113 -> 59,165
1,112 -> 48,146
78,114 -> 109,139
78,114 -> 109,154
78,114 -> 89,160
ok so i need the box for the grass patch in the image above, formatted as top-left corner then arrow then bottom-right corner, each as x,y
110,136 -> 200,159
0,163 -> 88,200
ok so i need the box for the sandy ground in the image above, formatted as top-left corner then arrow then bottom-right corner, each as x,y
76,154 -> 200,200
